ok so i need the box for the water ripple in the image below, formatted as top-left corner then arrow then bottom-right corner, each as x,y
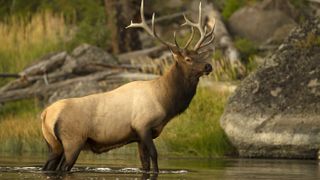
0,166 -> 188,174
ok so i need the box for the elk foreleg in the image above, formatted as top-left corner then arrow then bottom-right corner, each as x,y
138,141 -> 150,172
138,130 -> 159,173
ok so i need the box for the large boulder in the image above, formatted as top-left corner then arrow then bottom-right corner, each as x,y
228,1 -> 296,44
220,19 -> 320,159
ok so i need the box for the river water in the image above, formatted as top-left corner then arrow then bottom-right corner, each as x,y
0,153 -> 319,179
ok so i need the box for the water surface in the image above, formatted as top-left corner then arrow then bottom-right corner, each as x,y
0,153 -> 319,179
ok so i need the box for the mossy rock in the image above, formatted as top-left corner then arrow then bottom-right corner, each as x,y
220,18 -> 320,159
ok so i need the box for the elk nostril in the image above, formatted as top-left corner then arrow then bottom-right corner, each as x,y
205,64 -> 212,72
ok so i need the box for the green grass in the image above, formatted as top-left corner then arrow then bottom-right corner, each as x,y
0,100 -> 45,154
234,37 -> 257,63
0,88 -> 234,157
0,10 -> 73,74
0,10 -> 73,87
220,0 -> 259,19
157,88 -> 234,157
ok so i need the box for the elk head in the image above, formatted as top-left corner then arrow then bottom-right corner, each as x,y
126,0 -> 215,79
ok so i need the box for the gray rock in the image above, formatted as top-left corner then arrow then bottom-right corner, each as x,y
220,19 -> 320,159
258,0 -> 299,20
266,23 -> 296,44
228,6 -> 296,44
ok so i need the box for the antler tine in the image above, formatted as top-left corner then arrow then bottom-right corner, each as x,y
183,27 -> 195,50
198,25 -> 215,48
126,0 -> 175,48
199,31 -> 215,50
126,0 -> 152,35
201,34 -> 215,48
151,13 -> 177,48
182,2 -> 215,51
173,31 -> 180,49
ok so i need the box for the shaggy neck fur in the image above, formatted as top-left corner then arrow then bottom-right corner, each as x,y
156,61 -> 199,120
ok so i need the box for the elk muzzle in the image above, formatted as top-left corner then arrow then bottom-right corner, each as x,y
204,63 -> 213,75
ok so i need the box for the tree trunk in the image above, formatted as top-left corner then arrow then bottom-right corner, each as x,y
104,0 -> 142,54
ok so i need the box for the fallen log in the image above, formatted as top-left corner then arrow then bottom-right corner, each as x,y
0,70 -> 73,92
0,73 -> 20,78
0,70 -> 119,104
117,45 -> 166,64
20,51 -> 67,76
146,11 -> 188,24
0,70 -> 160,104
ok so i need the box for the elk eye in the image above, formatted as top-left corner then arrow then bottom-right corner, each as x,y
185,57 -> 192,62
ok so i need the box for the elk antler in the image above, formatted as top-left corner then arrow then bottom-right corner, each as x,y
126,0 -> 176,49
127,0 -> 214,52
182,2 -> 215,51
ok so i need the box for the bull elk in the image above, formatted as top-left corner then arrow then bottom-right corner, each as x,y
41,0 -> 215,173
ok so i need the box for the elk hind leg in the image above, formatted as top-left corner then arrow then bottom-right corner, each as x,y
58,139 -> 84,171
43,152 -> 63,171
42,134 -> 63,171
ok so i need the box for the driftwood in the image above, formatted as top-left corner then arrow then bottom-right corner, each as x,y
20,51 -> 67,77
0,70 -> 159,104
117,45 -> 167,64
146,11 -> 188,24
0,44 -> 162,105
0,73 -> 20,78
0,71 -> 117,104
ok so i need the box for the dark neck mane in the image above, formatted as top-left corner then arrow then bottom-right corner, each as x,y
157,62 -> 199,119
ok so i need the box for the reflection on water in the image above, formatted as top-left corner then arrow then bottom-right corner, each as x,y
0,165 -> 187,179
0,153 -> 320,179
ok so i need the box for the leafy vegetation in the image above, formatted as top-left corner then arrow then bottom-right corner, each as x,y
214,0 -> 259,19
158,88 -> 234,157
221,0 -> 247,19
234,37 -> 258,63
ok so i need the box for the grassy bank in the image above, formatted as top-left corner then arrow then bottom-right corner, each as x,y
0,87 -> 234,157
157,88 -> 234,157
0,99 -> 45,153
